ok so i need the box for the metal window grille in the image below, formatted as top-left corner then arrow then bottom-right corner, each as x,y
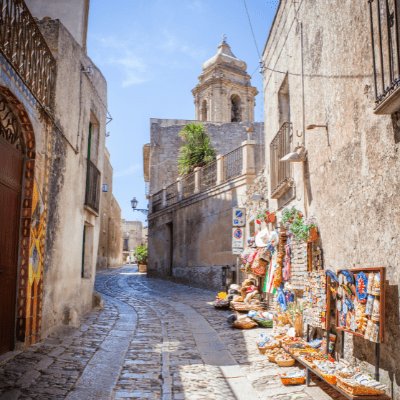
166,181 -> 178,206
0,0 -> 56,110
152,189 -> 163,212
199,160 -> 217,191
223,147 -> 243,181
270,122 -> 291,196
85,160 -> 101,213
182,171 -> 195,198
368,0 -> 400,108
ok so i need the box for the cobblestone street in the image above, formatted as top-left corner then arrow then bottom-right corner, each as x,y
0,266 -> 346,400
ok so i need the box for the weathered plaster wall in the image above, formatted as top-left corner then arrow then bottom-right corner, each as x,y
263,0 -> 400,397
121,220 -> 143,261
149,119 -> 264,194
36,20 -> 107,336
148,175 -> 252,291
96,149 -> 122,270
25,0 -> 90,51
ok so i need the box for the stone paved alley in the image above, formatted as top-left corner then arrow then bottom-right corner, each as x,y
0,266 -> 346,400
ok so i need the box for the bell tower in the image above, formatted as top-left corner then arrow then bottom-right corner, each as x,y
192,36 -> 258,123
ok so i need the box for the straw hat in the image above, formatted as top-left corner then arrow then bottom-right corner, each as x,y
255,227 -> 270,247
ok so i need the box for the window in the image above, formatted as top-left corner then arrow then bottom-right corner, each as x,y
278,76 -> 290,127
270,122 -> 292,199
123,239 -> 128,251
231,94 -> 241,122
201,100 -> 207,121
369,0 -> 400,114
84,121 -> 101,212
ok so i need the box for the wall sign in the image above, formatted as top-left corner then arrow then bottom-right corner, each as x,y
232,228 -> 244,248
232,207 -> 246,227
232,248 -> 243,255
102,184 -> 108,192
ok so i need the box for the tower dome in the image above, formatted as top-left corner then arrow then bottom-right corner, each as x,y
192,36 -> 258,123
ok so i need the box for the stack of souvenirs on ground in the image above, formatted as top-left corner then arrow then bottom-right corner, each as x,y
212,207 -> 389,398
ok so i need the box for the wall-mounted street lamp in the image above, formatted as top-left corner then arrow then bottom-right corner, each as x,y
131,197 -> 149,216
307,124 -> 330,146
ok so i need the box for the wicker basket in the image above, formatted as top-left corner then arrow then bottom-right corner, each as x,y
335,370 -> 357,379
231,320 -> 258,329
253,317 -> 273,328
279,374 -> 306,386
276,358 -> 295,367
268,355 -> 277,363
232,304 -> 262,312
336,375 -> 386,396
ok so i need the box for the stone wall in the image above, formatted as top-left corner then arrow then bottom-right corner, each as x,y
263,0 -> 400,397
148,174 -> 255,291
25,0 -> 90,51
121,220 -> 144,261
96,149 -> 123,270
149,119 -> 264,194
37,20 -> 107,337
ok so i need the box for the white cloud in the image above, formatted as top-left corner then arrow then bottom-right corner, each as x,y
114,164 -> 142,178
188,1 -> 203,11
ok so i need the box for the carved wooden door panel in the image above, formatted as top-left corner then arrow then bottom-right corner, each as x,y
0,135 -> 23,355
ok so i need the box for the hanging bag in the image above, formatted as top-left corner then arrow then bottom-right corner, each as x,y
251,250 -> 268,277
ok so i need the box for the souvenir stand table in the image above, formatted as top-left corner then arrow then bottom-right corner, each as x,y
281,267 -> 390,400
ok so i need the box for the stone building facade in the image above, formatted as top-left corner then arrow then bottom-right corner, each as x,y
96,148 -> 123,270
0,1 -> 107,355
148,119 -> 264,195
121,220 -> 144,263
192,37 -> 258,123
261,0 -> 400,397
146,39 -> 264,290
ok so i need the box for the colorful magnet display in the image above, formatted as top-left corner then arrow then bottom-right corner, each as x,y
340,312 -> 346,327
356,271 -> 368,302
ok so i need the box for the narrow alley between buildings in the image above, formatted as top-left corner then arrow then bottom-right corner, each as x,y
0,266 -> 345,400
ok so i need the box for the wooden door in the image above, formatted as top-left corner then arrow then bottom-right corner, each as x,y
0,135 -> 23,355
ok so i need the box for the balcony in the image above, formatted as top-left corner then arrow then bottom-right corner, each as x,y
368,0 -> 400,114
85,160 -> 101,213
149,140 -> 256,214
270,122 -> 292,199
0,0 -> 56,110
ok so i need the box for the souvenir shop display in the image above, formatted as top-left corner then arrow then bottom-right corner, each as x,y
335,267 -> 385,343
303,270 -> 328,329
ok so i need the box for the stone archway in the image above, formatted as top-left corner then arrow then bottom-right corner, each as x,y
0,86 -> 48,349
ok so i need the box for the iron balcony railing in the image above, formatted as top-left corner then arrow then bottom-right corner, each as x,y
152,189 -> 163,212
223,146 -> 243,181
0,0 -> 56,110
85,160 -> 101,213
200,160 -> 217,191
270,122 -> 291,197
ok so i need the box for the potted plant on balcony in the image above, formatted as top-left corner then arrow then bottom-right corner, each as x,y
178,123 -> 216,176
134,245 -> 148,273
255,209 -> 272,224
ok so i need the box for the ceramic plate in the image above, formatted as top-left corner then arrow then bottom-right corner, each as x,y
356,272 -> 368,302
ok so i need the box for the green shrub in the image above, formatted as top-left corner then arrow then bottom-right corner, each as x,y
178,123 -> 216,176
134,245 -> 148,265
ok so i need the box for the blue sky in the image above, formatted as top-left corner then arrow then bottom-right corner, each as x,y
87,0 -> 279,225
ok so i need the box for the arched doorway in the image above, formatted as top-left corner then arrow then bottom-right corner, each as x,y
0,97 -> 24,354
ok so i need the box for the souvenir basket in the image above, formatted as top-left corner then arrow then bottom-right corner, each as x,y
213,301 -> 230,310
231,320 -> 258,329
321,374 -> 337,385
232,303 -> 262,312
268,354 -> 277,363
279,374 -> 306,386
276,358 -> 295,367
257,345 -> 268,354
263,340 -> 281,350
335,375 -> 387,396
253,317 -> 273,328
335,370 -> 357,379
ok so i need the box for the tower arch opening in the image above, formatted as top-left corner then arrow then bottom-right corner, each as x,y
231,94 -> 241,123
201,100 -> 207,122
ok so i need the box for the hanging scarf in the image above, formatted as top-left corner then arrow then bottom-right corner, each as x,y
283,243 -> 291,281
